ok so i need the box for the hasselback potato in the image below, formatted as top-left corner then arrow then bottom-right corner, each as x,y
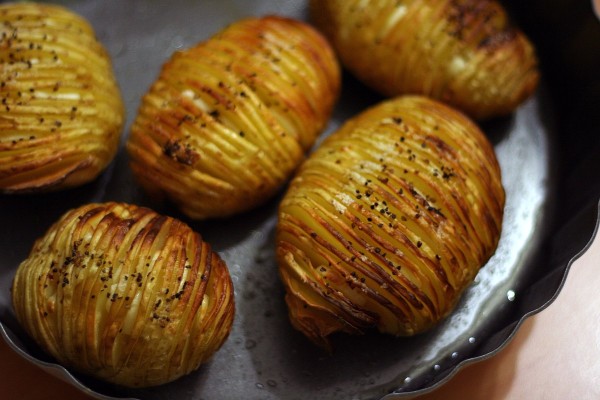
0,3 -> 124,193
127,16 -> 340,220
277,96 -> 504,350
310,0 -> 539,120
11,202 -> 235,387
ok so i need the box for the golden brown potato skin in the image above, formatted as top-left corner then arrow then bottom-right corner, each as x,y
127,16 -> 340,220
310,0 -> 539,120
11,202 -> 235,387
0,3 -> 124,193
277,96 -> 504,350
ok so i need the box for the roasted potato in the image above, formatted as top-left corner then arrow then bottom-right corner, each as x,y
277,96 -> 504,350
0,3 -> 124,193
310,0 -> 539,120
127,16 -> 340,220
11,202 -> 235,387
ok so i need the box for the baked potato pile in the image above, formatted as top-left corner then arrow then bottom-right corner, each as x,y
3,0 -> 538,389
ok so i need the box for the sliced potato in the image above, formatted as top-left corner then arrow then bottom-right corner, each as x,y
310,0 -> 539,120
0,3 -> 124,193
277,96 -> 504,350
11,202 -> 235,387
127,16 -> 340,220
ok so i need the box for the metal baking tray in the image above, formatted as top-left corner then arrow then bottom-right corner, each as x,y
1,0 -> 598,399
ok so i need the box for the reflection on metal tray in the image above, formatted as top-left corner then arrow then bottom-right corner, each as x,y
1,1 -> 598,399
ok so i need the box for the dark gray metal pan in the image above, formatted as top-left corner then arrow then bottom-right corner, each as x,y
1,0 -> 598,399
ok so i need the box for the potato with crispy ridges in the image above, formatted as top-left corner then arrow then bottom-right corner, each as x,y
0,3 -> 124,193
276,96 -> 504,350
126,16 -> 340,220
11,202 -> 235,388
310,0 -> 539,120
